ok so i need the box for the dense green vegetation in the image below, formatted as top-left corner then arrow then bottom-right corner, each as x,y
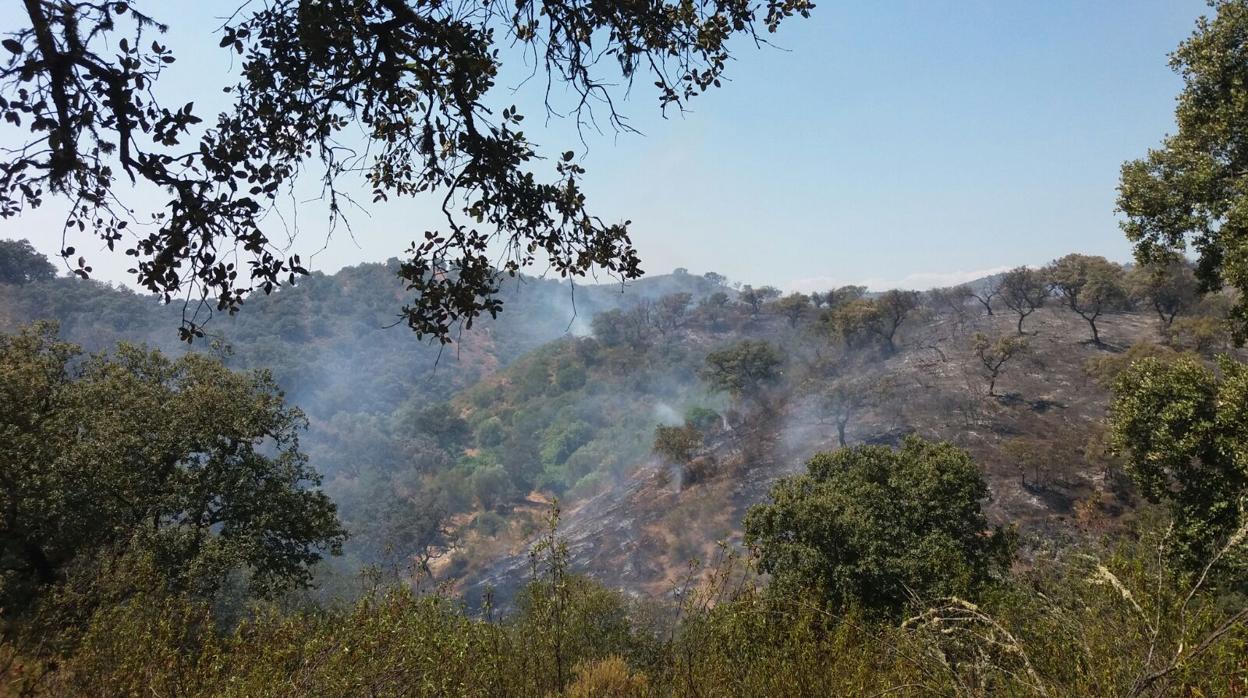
0,324 -> 345,654
744,438 -> 1016,617
2,487 -> 1244,696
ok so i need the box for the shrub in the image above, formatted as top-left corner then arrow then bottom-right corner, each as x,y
744,436 -> 1015,617
566,655 -> 650,697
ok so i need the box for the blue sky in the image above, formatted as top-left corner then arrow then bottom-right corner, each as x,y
0,1 -> 1208,292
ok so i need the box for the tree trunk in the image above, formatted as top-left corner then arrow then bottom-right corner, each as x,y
23,540 -> 55,585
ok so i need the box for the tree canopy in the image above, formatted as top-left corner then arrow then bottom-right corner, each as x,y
0,322 -> 345,615
1127,257 -> 1199,329
1118,0 -> 1248,344
700,340 -> 782,407
2,0 -> 812,342
999,266 -> 1048,335
743,436 -> 1014,617
0,239 -> 56,285
1045,254 -> 1127,345
1110,354 -> 1248,573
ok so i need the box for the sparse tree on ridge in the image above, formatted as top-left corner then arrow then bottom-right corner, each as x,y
772,292 -> 813,327
1045,254 -> 1128,346
820,378 -> 875,448
696,292 -> 733,332
824,285 -> 868,309
654,293 -> 694,334
825,291 -> 920,357
967,276 -> 1002,316
972,332 -> 1028,397
701,340 -> 783,418
926,286 -> 974,323
740,285 -> 782,317
1128,258 -> 1199,329
999,266 -> 1049,334
873,290 -> 921,355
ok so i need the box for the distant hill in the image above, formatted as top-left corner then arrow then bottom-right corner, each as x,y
0,261 -> 728,417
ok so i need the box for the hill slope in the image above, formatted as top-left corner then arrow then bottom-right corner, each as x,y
456,304 -> 1199,603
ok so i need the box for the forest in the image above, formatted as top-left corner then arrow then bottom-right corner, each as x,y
3,0 -> 1248,696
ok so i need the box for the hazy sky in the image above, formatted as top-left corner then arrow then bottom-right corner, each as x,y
0,1 -> 1208,292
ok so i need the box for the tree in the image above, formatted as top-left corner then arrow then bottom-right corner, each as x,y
591,308 -> 650,349
1166,314 -> 1232,355
873,290 -> 921,355
824,299 -> 878,351
695,291 -> 732,332
353,479 -> 457,576
821,380 -> 867,448
972,332 -> 1028,397
1118,0 -> 1248,345
654,292 -> 693,334
1,1 -> 811,342
0,239 -> 56,285
771,292 -> 812,327
397,401 -> 471,454
1110,354 -> 1248,572
823,285 -> 867,309
700,340 -> 782,413
999,266 -> 1048,334
926,285 -> 973,322
828,290 -> 920,356
471,465 -> 516,512
0,323 -> 345,614
967,276 -> 1002,316
743,437 -> 1014,617
1128,257 -> 1199,329
739,285 -> 781,317
653,423 -> 702,465
1045,254 -> 1127,345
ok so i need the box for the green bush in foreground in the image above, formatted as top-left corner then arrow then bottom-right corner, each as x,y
744,437 -> 1016,618
3,503 -> 1244,697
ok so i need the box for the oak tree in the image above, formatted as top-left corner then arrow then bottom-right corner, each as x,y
0,322 -> 345,614
972,332 -> 1027,397
1111,354 -> 1248,572
1128,257 -> 1199,329
999,266 -> 1048,335
1045,254 -> 1127,346
744,437 -> 1014,617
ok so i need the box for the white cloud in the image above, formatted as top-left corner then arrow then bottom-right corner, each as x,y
786,265 -> 1013,294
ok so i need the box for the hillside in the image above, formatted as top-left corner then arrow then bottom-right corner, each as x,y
0,256 -> 730,572
1,247 -> 1238,601
446,306 -> 1168,601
